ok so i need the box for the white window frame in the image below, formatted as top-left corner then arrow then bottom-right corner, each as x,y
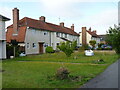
33,43 -> 36,48
27,43 -> 30,49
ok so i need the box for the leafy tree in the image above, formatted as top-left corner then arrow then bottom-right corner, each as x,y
57,41 -> 77,57
106,25 -> 120,54
89,40 -> 96,49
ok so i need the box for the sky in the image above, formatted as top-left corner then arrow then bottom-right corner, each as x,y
0,0 -> 119,34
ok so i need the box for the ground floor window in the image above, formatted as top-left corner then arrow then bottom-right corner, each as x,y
33,43 -> 36,48
56,43 -> 59,46
27,43 -> 30,49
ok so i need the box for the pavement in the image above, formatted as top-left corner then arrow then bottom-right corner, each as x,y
80,59 -> 120,88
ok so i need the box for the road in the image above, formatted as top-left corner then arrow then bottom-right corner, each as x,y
81,59 -> 120,88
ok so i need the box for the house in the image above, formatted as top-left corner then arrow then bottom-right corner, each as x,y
79,27 -> 100,46
0,15 -> 10,59
98,34 -> 107,44
6,8 -> 80,55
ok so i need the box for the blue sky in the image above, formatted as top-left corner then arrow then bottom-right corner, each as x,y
0,0 -> 119,34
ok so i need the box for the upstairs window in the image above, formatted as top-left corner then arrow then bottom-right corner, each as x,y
56,32 -> 60,37
44,32 -> 48,35
61,33 -> 63,37
65,34 -> 67,38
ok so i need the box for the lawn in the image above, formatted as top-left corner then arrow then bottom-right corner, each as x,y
2,51 -> 119,88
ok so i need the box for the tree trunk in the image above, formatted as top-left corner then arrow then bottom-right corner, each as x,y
14,46 -> 15,57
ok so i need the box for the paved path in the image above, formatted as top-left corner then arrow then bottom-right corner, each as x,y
81,59 -> 120,88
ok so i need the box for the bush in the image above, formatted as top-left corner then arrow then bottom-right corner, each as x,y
57,41 -> 77,57
104,48 -> 112,50
79,44 -> 89,51
97,48 -> 102,50
45,46 -> 54,53
106,25 -> 120,54
56,67 -> 70,80
98,43 -> 104,48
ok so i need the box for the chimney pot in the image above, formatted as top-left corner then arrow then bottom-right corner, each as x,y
60,22 -> 64,27
71,24 -> 74,31
93,30 -> 97,34
39,16 -> 45,22
89,27 -> 91,31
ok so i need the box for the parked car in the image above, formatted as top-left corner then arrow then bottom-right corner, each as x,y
101,45 -> 112,50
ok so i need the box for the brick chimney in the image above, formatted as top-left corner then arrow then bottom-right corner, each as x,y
60,22 -> 64,27
39,16 -> 45,22
13,8 -> 19,36
82,27 -> 87,45
71,24 -> 74,31
89,27 -> 91,31
93,30 -> 96,34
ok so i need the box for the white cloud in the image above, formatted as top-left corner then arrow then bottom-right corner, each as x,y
39,0 -> 83,18
76,8 -> 118,34
0,0 -> 119,2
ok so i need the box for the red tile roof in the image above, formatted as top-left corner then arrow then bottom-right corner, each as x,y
6,26 -> 27,43
7,17 -> 79,43
87,30 -> 100,38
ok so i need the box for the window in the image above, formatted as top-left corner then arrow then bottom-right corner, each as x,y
44,32 -> 48,35
56,32 -> 60,37
32,30 -> 36,34
33,43 -> 36,48
57,43 -> 59,46
27,43 -> 30,49
61,33 -> 63,37
65,34 -> 67,38
44,43 -> 48,47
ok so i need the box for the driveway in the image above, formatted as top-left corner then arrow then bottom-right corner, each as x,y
81,59 -> 120,88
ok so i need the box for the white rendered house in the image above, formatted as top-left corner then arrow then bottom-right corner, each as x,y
79,27 -> 100,46
0,15 -> 10,59
6,8 -> 80,55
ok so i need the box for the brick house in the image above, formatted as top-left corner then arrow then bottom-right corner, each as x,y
6,8 -> 80,54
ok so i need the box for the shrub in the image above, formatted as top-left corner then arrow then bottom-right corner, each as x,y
97,48 -> 102,50
57,41 -> 77,57
56,67 -> 70,80
98,43 -> 104,48
79,44 -> 89,51
104,48 -> 112,50
45,46 -> 54,53
89,40 -> 96,49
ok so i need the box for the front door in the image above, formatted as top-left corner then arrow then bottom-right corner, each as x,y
39,43 -> 43,54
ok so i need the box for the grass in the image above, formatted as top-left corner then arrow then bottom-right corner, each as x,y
2,51 -> 119,88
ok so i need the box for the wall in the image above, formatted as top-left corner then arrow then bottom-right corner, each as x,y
51,32 -> 79,50
0,20 -> 6,59
0,21 -> 5,40
86,32 -> 92,45
25,27 -> 79,54
25,27 -> 50,54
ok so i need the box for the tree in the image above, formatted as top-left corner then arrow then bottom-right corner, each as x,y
89,40 -> 96,49
11,40 -> 18,57
57,41 -> 77,57
106,25 -> 120,54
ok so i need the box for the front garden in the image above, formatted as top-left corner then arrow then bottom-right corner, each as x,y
2,51 -> 119,88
